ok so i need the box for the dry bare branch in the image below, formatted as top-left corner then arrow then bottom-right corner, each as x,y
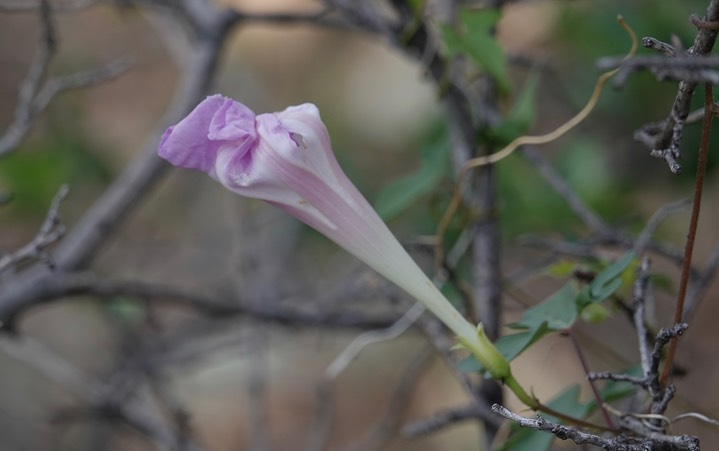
0,184 -> 69,274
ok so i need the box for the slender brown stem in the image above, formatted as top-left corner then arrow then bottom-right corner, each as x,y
566,329 -> 615,429
534,402 -> 615,433
660,83 -> 714,386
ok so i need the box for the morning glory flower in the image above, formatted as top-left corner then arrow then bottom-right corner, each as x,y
158,95 -> 515,385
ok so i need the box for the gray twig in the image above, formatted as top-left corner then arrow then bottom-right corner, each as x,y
632,0 -> 719,173
0,184 -> 69,275
0,0 -> 99,12
492,403 -> 700,451
597,55 -> 719,87
0,0 -> 131,157
588,323 -> 688,413
642,37 -> 676,57
0,271 -> 399,331
633,199 -> 692,257
492,404 -> 621,449
404,403 -> 501,438
631,259 -> 653,380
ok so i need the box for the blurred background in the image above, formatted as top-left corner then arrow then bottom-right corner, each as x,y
1,0 -> 718,449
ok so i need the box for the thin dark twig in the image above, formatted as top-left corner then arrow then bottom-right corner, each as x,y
0,52 -> 131,155
652,384 -> 677,418
0,0 -> 131,158
661,83 -> 713,386
633,200 -> 691,257
587,324 -> 687,409
655,323 -> 689,398
520,145 -> 610,235
565,329 -> 615,429
0,0 -> 55,156
0,184 -> 69,274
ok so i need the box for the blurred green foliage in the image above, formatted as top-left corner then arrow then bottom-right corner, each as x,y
374,123 -> 450,222
0,111 -> 111,216
440,8 -> 511,93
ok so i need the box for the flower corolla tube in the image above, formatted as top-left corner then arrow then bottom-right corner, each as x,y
158,95 -> 511,380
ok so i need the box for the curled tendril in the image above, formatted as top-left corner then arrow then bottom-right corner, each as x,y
435,16 -> 638,273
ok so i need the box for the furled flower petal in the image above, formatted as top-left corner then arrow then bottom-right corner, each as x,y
158,95 -> 256,175
158,95 -> 498,362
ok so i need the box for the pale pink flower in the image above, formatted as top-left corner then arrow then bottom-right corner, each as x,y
158,95 -> 508,378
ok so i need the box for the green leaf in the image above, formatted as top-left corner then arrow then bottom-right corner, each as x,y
457,355 -> 479,372
574,252 -> 636,310
439,25 -> 466,56
544,384 -> 593,420
589,251 -> 635,299
373,133 -> 449,221
496,322 -> 551,361
439,9 -> 510,93
460,7 -> 500,32
517,282 -> 578,331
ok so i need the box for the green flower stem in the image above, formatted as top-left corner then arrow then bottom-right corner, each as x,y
503,373 -> 538,409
